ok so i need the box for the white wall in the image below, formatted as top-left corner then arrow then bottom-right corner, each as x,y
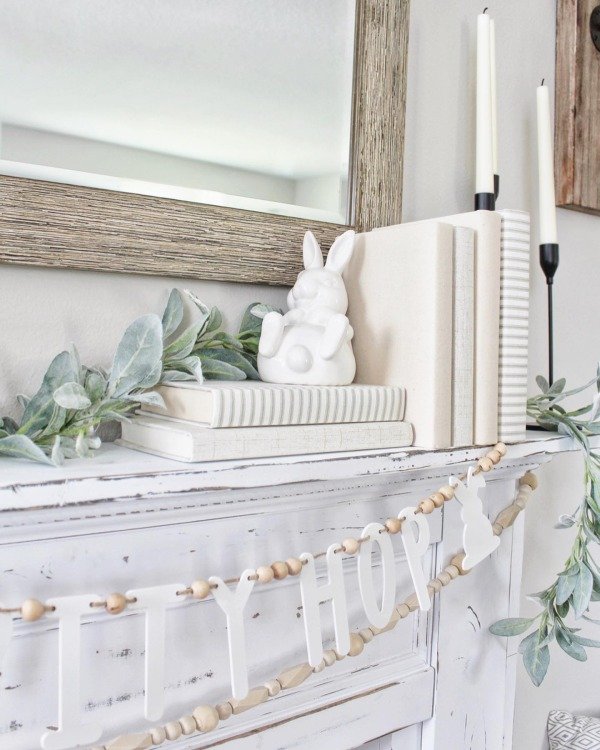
0,2 -> 598,747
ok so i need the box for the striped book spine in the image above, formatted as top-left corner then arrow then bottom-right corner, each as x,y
497,209 -> 530,443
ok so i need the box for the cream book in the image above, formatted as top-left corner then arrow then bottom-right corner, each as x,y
452,226 -> 475,447
143,381 -> 405,427
497,209 -> 530,443
345,221 -> 454,449
119,413 -> 414,463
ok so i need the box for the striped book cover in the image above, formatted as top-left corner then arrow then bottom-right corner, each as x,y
497,209 -> 531,443
145,382 -> 406,428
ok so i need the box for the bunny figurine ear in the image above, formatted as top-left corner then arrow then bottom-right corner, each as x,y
325,230 -> 355,274
303,231 -> 324,270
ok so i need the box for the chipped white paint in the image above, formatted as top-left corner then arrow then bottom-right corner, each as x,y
357,522 -> 396,628
0,604 -> 13,671
209,572 -> 256,700
398,507 -> 431,611
450,468 -> 500,570
299,546 -> 350,667
0,436 -> 588,750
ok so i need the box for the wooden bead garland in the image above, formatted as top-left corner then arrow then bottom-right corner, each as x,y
385,517 -> 402,534
21,598 -> 47,622
286,557 -> 303,575
190,580 -> 211,599
179,715 -> 196,735
341,537 -> 360,554
271,561 -> 288,580
419,498 -> 436,514
256,565 -> 274,583
100,467 -> 536,750
105,593 -> 128,615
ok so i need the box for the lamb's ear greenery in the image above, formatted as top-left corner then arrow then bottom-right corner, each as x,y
1,290 -> 273,466
490,367 -> 600,685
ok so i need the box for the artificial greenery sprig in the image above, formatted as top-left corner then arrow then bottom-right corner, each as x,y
490,370 -> 600,685
0,290 -> 277,465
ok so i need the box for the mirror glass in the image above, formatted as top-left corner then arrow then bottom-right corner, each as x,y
0,0 -> 356,223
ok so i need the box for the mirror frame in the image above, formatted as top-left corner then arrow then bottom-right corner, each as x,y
0,0 -> 410,287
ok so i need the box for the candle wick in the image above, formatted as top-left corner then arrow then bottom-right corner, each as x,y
541,78 -> 545,86
483,6 -> 489,12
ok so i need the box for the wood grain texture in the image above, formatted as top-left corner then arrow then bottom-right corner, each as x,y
0,1 -> 410,285
555,0 -> 600,215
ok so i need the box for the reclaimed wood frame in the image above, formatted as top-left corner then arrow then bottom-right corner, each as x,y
555,0 -> 600,215
0,0 -> 410,286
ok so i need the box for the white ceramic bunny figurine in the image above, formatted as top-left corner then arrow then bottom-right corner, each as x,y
258,229 -> 356,385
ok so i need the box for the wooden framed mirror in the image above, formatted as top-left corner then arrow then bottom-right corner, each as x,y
0,1 -> 410,286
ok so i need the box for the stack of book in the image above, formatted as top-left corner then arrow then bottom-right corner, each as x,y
119,382 -> 414,462
344,209 -> 530,449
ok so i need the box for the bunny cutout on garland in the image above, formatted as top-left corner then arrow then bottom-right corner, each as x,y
258,230 -> 356,385
450,467 -> 500,570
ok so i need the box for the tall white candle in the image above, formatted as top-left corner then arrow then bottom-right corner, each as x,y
536,84 -> 558,244
490,19 -> 498,177
476,13 -> 494,195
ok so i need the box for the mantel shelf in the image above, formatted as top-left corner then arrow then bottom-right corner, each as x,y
0,431 -> 594,513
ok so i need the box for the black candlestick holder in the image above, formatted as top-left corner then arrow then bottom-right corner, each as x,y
539,242 -> 559,385
474,192 -> 496,211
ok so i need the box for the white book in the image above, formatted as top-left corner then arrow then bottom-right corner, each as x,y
119,413 -> 414,463
143,381 -> 405,428
452,226 -> 475,446
497,209 -> 530,443
345,221 -> 454,449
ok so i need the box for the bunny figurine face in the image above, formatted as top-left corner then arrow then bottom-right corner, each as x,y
287,231 -> 354,314
258,229 -> 357,385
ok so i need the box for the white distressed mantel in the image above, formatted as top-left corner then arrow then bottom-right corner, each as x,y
0,433 -> 585,750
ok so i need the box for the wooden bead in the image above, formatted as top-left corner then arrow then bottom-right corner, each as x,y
348,632 -> 365,657
478,457 -> 494,472
191,580 -> 211,599
192,705 -> 219,732
334,649 -> 346,661
150,727 -> 166,745
437,571 -> 452,586
322,649 -> 337,666
487,449 -> 502,464
385,517 -> 402,534
445,564 -> 460,579
230,686 -> 269,714
396,603 -> 411,618
264,679 -> 281,696
439,484 -> 455,500
256,566 -> 274,583
492,522 -> 503,536
359,627 -> 374,643
106,593 -> 127,615
342,537 -> 359,554
21,598 -> 46,622
107,733 -> 151,750
494,442 -> 507,457
451,553 -> 469,575
430,579 -> 443,592
404,593 -> 420,611
286,557 -> 303,576
179,715 -> 196,735
271,561 -> 288,580
164,721 -> 182,741
495,505 -> 521,529
312,659 -> 326,673
370,608 -> 401,635
430,492 -> 445,508
520,471 -> 538,490
216,703 -> 233,720
420,499 -> 435,514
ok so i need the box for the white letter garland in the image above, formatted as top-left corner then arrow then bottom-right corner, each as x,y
41,594 -> 104,750
126,584 -> 184,722
299,546 -> 350,666
210,570 -> 255,700
357,522 -> 397,628
398,507 -> 431,611
450,468 -> 500,570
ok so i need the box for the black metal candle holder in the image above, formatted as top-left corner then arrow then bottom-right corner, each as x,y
474,192 -> 496,211
539,242 -> 559,385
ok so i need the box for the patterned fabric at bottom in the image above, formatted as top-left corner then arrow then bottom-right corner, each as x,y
547,709 -> 600,749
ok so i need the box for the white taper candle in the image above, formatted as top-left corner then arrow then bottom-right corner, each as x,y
536,84 -> 558,244
476,13 -> 494,195
490,19 -> 498,177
